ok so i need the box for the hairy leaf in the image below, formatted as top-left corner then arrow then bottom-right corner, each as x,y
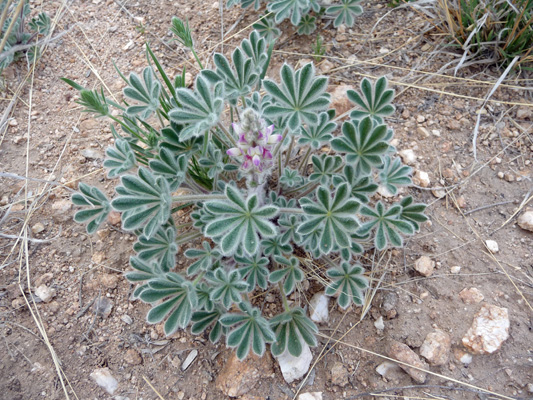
123,67 -> 161,119
270,307 -> 318,356
325,0 -> 363,28
72,183 -> 111,234
104,138 -> 137,178
348,76 -> 395,123
326,262 -> 368,308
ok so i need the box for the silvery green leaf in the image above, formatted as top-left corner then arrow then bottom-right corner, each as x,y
298,183 -> 360,255
184,241 -> 221,276
348,76 -> 395,123
270,307 -> 318,357
240,30 -> 268,75
160,121 -> 204,157
268,0 -> 310,25
359,201 -> 415,250
133,225 -> 178,272
280,167 -> 304,188
261,236 -> 292,256
398,196 -> 428,231
298,112 -> 336,149
252,15 -> 281,43
123,67 -> 161,119
325,0 -> 363,28
309,154 -> 343,185
235,254 -> 270,291
72,183 -> 111,234
111,168 -> 172,239
297,14 -> 316,35
332,164 -> 378,203
142,272 -> 198,335
268,256 -> 303,295
220,302 -> 275,360
169,75 -> 224,141
331,117 -> 389,176
326,262 -> 368,308
264,63 -> 330,131
191,309 -> 226,343
149,147 -> 189,191
206,269 -> 248,309
378,156 -> 412,195
103,138 -> 136,178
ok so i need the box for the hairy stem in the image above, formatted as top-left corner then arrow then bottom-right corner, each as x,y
217,122 -> 237,147
172,194 -> 226,202
278,282 -> 290,312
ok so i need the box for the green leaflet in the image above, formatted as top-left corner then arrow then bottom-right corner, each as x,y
104,138 -> 137,178
268,0 -> 310,25
206,268 -> 248,308
269,256 -> 304,294
325,0 -> 364,28
348,76 -> 395,123
270,307 -> 318,357
123,67 -> 162,119
133,225 -> 178,272
298,111 -> 336,149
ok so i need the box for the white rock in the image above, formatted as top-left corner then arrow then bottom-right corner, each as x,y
276,343 -> 313,383
413,170 -> 430,187
377,185 -> 395,198
81,149 -> 103,160
379,47 -> 390,54
419,329 -> 451,366
462,304 -> 509,354
416,115 -> 426,123
414,256 -> 435,277
35,285 -> 56,303
182,349 -> 198,370
299,393 -> 322,400
121,314 -> 133,325
375,361 -> 400,377
309,292 -> 329,324
450,266 -> 461,274
485,240 -> 499,253
374,316 -> 385,332
90,367 -> 118,395
460,352 -> 472,365
31,222 -> 45,234
399,149 -> 416,165
459,287 -> 484,304
517,211 -> 533,232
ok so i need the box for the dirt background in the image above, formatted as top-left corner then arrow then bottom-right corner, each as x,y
0,0 -> 532,399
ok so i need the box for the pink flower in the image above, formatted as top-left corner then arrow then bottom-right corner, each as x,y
226,113 -> 281,173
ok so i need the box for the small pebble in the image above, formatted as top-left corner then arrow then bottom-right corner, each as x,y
485,240 -> 499,253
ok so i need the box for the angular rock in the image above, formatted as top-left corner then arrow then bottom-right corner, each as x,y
459,287 -> 484,304
388,341 -> 429,384
413,170 -> 430,187
462,304 -> 509,354
215,351 -> 273,397
517,210 -> 533,232
419,329 -> 451,366
94,296 -> 113,318
309,292 -> 329,324
276,343 -> 313,383
34,285 -> 56,303
182,349 -> 198,371
107,211 -> 121,226
330,361 -> 348,387
453,348 -> 472,365
414,256 -> 434,277
101,273 -> 119,289
376,361 -> 401,378
124,349 -> 142,365
516,106 -> 532,120
31,222 -> 45,234
90,367 -> 118,395
399,149 -> 416,165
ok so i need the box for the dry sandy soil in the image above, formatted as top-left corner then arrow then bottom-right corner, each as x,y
0,1 -> 532,399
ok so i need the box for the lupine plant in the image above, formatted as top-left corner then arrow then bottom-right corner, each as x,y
65,19 -> 427,360
232,0 -> 363,38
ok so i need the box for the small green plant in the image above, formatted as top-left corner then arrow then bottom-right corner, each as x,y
0,0 -> 51,72
311,34 -> 325,62
228,0 -> 363,38
65,19 -> 427,360
429,0 -> 533,69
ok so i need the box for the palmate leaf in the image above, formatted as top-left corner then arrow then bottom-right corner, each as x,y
269,256 -> 304,295
191,309 -> 226,343
235,254 -> 270,291
184,241 -> 222,276
252,15 -> 281,43
240,30 -> 269,75
125,256 -> 166,299
359,201 -> 415,250
111,168 -> 172,239
133,225 -> 178,272
195,282 -> 216,312
264,63 -> 330,131
298,111 -> 336,149
103,138 -> 137,178
211,47 -> 259,104
378,156 -> 412,195
29,12 -> 51,35
268,0 -> 310,26
332,164 -> 378,203
325,0 -> 363,28
326,262 -> 368,308
348,76 -> 395,123
331,117 -> 389,176
204,184 -> 279,256
160,121 -> 204,157
206,268 -> 248,308
279,214 -> 303,244
149,147 -> 189,191
220,302 -> 276,360
123,67 -> 161,119
297,14 -> 316,35
280,167 -> 304,188
309,154 -> 343,185
399,196 -> 428,231
261,236 -> 292,257
72,183 -> 111,234
270,307 -> 318,357
298,183 -> 360,255
169,75 -> 224,141
141,272 -> 198,335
